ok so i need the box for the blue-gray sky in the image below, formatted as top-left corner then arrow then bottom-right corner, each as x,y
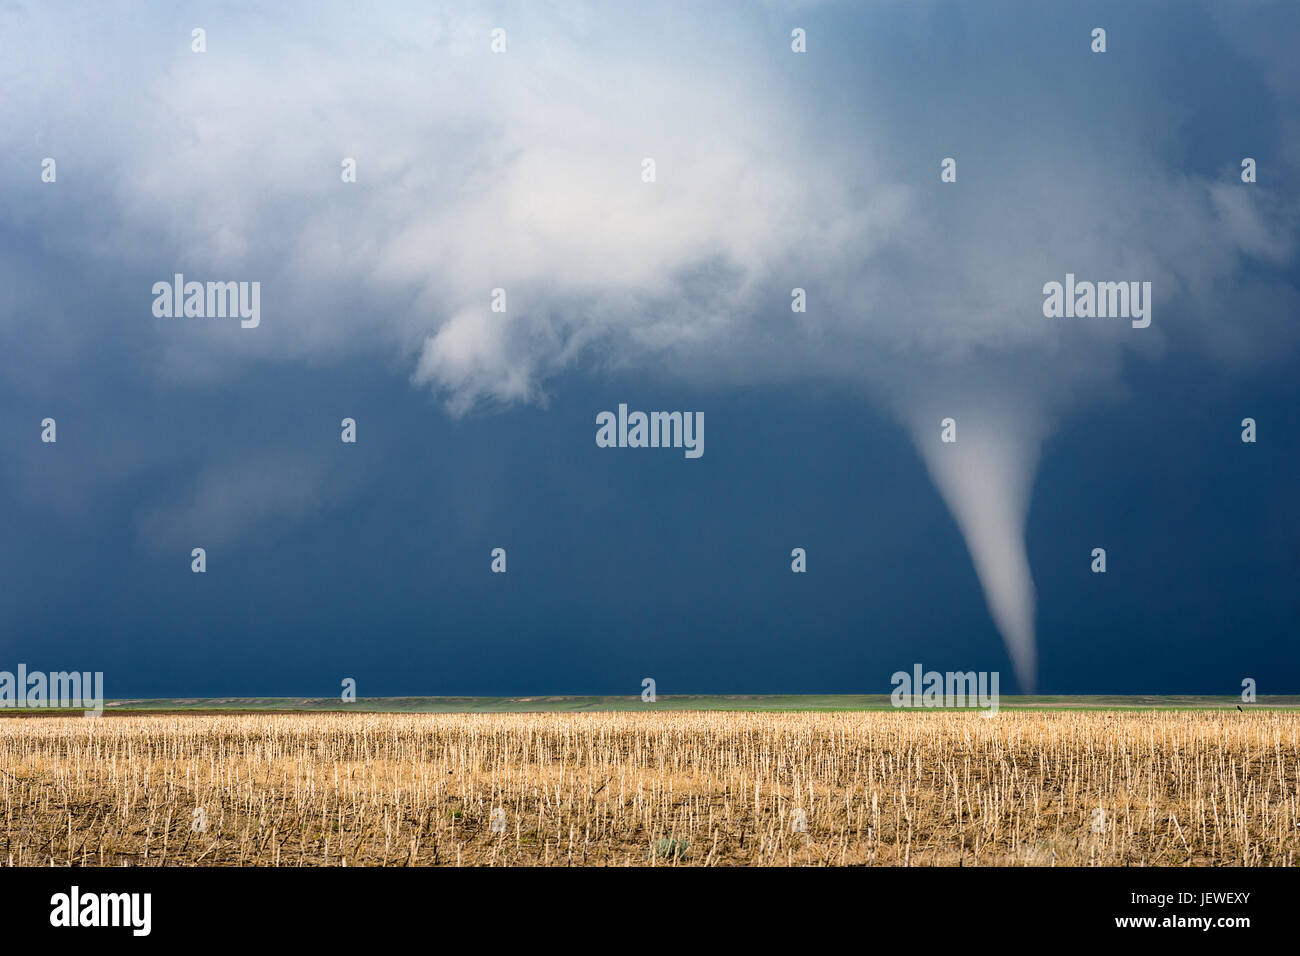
1,1 -> 1297,695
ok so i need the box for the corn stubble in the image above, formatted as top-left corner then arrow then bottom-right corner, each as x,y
1,711 -> 1297,866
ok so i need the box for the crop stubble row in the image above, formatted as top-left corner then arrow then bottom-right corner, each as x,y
1,711 -> 1296,866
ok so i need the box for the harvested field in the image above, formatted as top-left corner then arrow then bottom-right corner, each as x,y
1,711 -> 1297,866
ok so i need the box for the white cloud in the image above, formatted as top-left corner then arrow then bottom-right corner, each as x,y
2,0 -> 1296,687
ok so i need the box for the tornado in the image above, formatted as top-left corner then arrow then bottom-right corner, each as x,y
902,396 -> 1046,693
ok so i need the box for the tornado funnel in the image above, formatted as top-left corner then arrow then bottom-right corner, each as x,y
905,401 -> 1044,693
